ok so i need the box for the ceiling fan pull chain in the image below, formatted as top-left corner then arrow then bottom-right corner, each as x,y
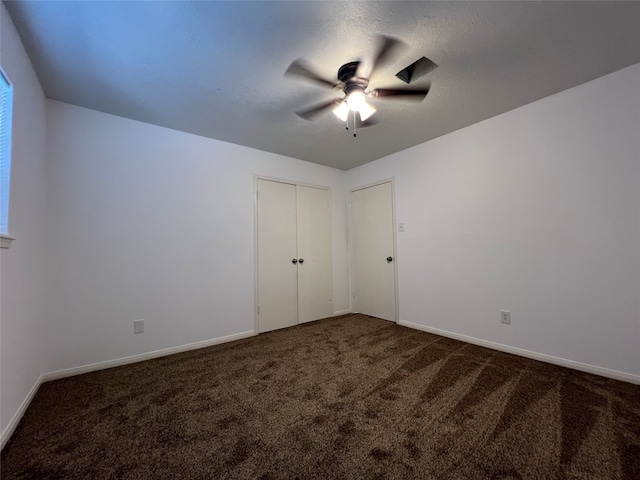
353,111 -> 357,138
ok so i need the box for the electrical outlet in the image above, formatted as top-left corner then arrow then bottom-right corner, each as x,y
398,223 -> 405,233
133,319 -> 144,334
500,311 -> 511,325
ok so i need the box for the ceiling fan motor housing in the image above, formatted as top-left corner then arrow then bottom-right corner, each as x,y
337,61 -> 360,83
338,61 -> 370,100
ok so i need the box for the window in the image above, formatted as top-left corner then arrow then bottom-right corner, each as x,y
0,67 -> 13,248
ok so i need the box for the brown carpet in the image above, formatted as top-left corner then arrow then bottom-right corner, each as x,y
2,314 -> 639,479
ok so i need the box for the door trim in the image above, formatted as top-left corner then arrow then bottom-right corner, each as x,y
348,178 -> 399,323
253,175 -> 333,334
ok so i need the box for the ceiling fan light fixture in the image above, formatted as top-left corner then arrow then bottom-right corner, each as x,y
332,101 -> 349,122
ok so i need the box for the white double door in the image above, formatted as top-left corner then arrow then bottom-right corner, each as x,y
257,179 -> 332,333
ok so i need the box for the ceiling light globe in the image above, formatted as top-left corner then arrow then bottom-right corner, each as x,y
358,102 -> 376,122
346,90 -> 367,112
332,102 -> 349,122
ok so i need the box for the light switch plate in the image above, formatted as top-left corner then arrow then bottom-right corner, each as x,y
134,319 -> 144,334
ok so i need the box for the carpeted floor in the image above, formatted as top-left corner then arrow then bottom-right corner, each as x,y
2,314 -> 639,479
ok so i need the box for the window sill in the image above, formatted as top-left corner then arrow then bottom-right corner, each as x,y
1,233 -> 15,249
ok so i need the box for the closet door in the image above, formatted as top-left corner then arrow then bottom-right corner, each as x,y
257,179 -> 298,333
350,181 -> 397,321
296,185 -> 332,323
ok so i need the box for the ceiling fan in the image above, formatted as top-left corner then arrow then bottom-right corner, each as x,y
285,36 -> 437,136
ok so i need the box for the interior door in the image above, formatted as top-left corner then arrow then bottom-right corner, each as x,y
257,179 -> 298,333
350,181 -> 397,321
296,185 -> 332,323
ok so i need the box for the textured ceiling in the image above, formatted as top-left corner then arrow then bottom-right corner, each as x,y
4,1 -> 640,170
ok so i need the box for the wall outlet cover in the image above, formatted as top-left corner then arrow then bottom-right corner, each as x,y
500,311 -> 511,325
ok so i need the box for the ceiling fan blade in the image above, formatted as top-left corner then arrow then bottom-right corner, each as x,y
295,99 -> 342,120
372,83 -> 431,101
396,57 -> 438,84
368,35 -> 405,80
285,59 -> 337,88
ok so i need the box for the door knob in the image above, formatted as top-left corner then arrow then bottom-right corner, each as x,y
298,258 -> 304,264
292,258 -> 298,264
387,256 -> 393,262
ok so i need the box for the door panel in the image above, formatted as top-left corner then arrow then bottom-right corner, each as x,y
257,179 -> 298,333
296,185 -> 332,323
350,182 -> 397,321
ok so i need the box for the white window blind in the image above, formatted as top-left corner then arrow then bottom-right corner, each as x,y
0,67 -> 13,234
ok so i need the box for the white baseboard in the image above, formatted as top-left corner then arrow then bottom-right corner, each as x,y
0,375 -> 44,451
42,330 -> 256,382
1,329 -> 255,450
333,309 -> 353,316
398,320 -> 640,385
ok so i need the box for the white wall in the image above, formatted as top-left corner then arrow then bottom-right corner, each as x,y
0,4 -> 49,439
44,100 -> 350,372
347,63 -> 640,379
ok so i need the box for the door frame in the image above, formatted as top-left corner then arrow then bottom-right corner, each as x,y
348,178 -> 399,323
253,174 -> 334,334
